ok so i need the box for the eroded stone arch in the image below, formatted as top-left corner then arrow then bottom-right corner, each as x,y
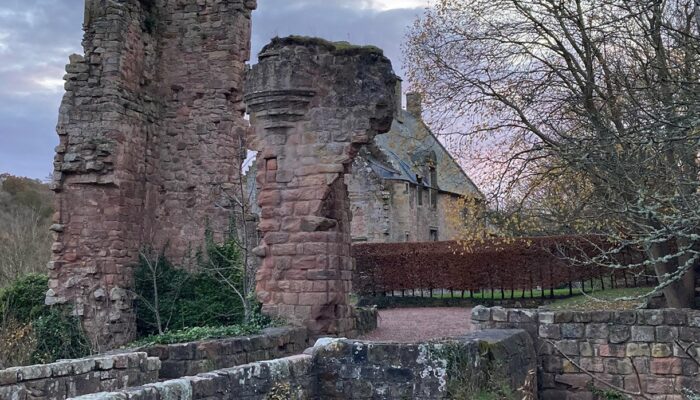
245,37 -> 398,337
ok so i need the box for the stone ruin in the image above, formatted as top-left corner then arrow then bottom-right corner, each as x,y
49,0 -> 256,349
49,1 -> 396,348
245,38 -> 397,337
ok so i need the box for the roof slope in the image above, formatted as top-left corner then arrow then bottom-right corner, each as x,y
367,109 -> 482,198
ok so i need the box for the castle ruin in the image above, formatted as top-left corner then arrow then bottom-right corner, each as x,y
245,38 -> 397,337
49,0 -> 398,347
49,0 -> 256,349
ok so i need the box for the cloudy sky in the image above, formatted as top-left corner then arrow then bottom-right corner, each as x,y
0,0 -> 428,180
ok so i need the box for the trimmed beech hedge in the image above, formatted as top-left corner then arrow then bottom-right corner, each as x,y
352,237 -> 647,296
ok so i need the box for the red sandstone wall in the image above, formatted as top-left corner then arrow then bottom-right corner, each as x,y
49,0 -> 255,349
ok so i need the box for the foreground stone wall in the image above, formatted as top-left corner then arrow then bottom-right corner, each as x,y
74,355 -> 314,400
245,37 -> 397,337
0,352 -> 160,400
72,329 -> 536,399
473,307 -> 700,398
132,327 -> 308,379
1,327 -> 306,400
50,0 -> 255,349
313,330 -> 537,399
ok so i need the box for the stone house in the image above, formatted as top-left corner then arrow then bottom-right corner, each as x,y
346,89 -> 483,243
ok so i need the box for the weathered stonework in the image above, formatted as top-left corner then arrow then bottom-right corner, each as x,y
70,329 -> 536,399
0,326 -> 306,400
49,0 -> 255,349
0,352 -> 160,400
244,37 -> 398,337
473,307 -> 700,398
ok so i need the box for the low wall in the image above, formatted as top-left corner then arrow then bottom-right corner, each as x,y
313,329 -> 537,399
131,327 -> 309,379
0,327 -> 308,400
0,352 -> 160,399
472,306 -> 700,398
73,329 -> 537,400
74,355 -> 315,400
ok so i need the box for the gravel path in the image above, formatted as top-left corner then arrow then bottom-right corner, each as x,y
359,307 -> 473,342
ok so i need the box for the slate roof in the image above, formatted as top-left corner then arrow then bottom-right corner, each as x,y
367,109 -> 482,198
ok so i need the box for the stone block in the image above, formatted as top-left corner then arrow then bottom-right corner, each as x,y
612,310 -> 637,325
604,358 -> 634,374
0,368 -> 19,385
631,325 -> 655,342
491,307 -> 508,322
553,311 -> 573,323
640,310 -> 664,325
561,323 -> 585,339
656,326 -> 679,342
650,357 -> 683,375
651,343 -> 673,358
539,324 -> 561,339
626,342 -> 650,357
585,323 -> 609,339
608,325 -> 631,343
471,305 -> 491,321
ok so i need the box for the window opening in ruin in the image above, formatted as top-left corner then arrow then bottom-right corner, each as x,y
418,185 -> 423,206
405,232 -> 410,242
429,229 -> 438,242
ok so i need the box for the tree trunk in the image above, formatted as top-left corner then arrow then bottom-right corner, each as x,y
650,242 -> 696,309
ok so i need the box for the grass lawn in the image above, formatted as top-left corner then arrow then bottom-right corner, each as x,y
542,287 -> 652,311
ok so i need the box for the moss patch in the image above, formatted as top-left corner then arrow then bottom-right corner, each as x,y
262,35 -> 385,57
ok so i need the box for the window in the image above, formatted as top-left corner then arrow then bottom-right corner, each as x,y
418,186 -> 423,206
429,166 -> 438,208
429,229 -> 438,242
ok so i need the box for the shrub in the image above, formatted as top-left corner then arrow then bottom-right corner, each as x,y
0,274 -> 90,367
132,323 -> 265,346
0,318 -> 36,368
134,241 -> 247,336
31,307 -> 91,364
0,273 -> 49,322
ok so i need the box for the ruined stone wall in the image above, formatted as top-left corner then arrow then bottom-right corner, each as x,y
473,307 -> 700,398
133,327 -> 308,380
50,0 -> 255,349
70,329 -> 537,400
245,37 -> 397,337
0,352 -> 160,400
73,355 -> 315,400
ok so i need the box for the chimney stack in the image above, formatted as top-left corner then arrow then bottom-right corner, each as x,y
406,92 -> 422,119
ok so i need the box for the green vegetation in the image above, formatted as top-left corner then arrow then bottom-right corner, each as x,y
131,322 -> 265,346
543,287 -> 651,311
0,273 -> 49,322
133,236 -> 272,346
430,342 -> 524,400
134,241 -> 247,335
591,386 -> 627,400
263,35 -> 384,57
0,274 -> 90,368
31,307 -> 91,364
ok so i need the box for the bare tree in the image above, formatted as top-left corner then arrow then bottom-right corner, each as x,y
406,0 -> 700,307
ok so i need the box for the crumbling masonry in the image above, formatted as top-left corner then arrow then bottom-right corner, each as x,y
245,38 -> 397,337
49,0 -> 256,349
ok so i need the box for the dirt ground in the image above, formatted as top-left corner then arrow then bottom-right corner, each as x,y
359,307 -> 473,342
